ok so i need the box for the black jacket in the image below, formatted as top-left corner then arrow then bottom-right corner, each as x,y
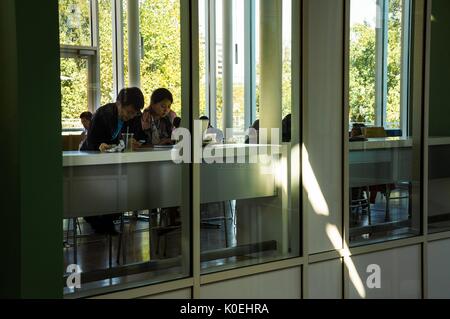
122,114 -> 148,143
81,103 -> 120,151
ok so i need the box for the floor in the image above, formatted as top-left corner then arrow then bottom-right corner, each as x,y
64,188 -> 450,295
63,203 -> 280,295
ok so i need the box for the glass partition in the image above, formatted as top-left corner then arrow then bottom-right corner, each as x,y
198,0 -> 299,274
61,0 -> 190,296
428,0 -> 450,233
348,0 -> 421,246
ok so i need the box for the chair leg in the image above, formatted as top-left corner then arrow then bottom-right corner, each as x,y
73,218 -> 78,265
65,219 -> 70,244
365,186 -> 372,225
117,214 -> 124,265
108,234 -> 112,269
76,218 -> 82,235
223,202 -> 229,248
385,184 -> 391,222
408,182 -> 413,219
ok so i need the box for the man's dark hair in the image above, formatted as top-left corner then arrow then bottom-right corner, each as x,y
282,114 -> 291,143
117,87 -> 145,110
199,115 -> 209,121
150,88 -> 173,105
80,111 -> 93,121
251,119 -> 260,131
173,117 -> 182,128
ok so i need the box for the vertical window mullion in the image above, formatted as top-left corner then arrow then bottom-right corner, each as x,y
112,0 -> 124,96
90,0 -> 100,111
400,0 -> 412,136
244,0 -> 256,128
375,0 -> 389,127
208,0 -> 217,127
382,0 -> 389,128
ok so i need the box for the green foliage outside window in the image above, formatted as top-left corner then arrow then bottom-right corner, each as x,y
349,0 -> 403,129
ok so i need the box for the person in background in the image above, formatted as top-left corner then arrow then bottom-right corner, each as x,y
81,87 -> 145,152
170,117 -> 183,143
80,87 -> 145,235
349,123 -> 367,142
79,111 -> 92,150
282,114 -> 291,143
141,88 -> 174,146
173,116 -> 181,130
199,115 -> 224,144
245,119 -> 259,144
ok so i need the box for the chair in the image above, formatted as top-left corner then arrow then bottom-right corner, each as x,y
350,186 -> 372,226
361,126 -> 387,138
201,201 -> 235,248
62,134 -> 84,151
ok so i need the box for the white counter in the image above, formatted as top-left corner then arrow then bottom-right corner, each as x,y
349,136 -> 450,151
63,144 -> 283,167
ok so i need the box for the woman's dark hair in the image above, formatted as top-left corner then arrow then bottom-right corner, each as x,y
282,114 -> 291,142
351,123 -> 366,136
251,119 -> 260,131
173,117 -> 182,128
79,111 -> 93,121
151,88 -> 173,105
117,87 -> 145,111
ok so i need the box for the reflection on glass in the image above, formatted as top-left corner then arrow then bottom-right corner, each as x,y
200,0 -> 298,273
62,1 -> 189,297
59,0 -> 92,47
349,0 -> 420,246
200,144 -> 299,273
427,0 -> 450,233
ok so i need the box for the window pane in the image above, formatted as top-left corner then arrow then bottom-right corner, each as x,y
200,0 -> 299,274
349,0 -> 377,126
62,0 -> 190,296
282,0 -> 292,119
59,0 -> 92,46
60,57 -> 89,131
385,0 -> 404,129
428,0 -> 450,233
348,0 -> 420,246
199,0 -> 208,117
98,0 -> 115,105
123,0 -> 182,117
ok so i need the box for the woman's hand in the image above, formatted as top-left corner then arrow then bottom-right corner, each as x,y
130,138 -> 143,149
159,138 -> 174,145
141,109 -> 151,130
99,143 -> 113,152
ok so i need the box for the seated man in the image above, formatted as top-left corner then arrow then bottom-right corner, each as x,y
79,111 -> 92,150
81,87 -> 144,152
80,87 -> 145,235
349,123 -> 368,142
200,115 -> 224,144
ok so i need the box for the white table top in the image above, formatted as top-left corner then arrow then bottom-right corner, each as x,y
349,136 -> 450,151
63,144 -> 283,167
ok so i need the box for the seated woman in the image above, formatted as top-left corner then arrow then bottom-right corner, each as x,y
141,88 -> 174,146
